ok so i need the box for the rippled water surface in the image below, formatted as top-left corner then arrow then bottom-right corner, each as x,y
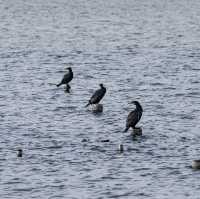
1,0 -> 200,198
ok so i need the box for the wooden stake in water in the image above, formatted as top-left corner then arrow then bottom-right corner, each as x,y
92,104 -> 103,113
131,127 -> 142,136
192,160 -> 200,169
17,149 -> 23,157
119,144 -> 124,153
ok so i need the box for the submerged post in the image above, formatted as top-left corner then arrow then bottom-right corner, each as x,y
17,149 -> 23,157
131,127 -> 142,136
92,104 -> 103,113
118,144 -> 124,153
192,160 -> 200,169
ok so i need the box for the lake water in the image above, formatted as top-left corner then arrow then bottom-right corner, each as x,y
1,0 -> 200,198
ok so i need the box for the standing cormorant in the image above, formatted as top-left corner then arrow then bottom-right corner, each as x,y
124,101 -> 143,132
57,67 -> 73,88
85,84 -> 106,107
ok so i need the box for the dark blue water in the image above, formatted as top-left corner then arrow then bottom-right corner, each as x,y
1,0 -> 200,198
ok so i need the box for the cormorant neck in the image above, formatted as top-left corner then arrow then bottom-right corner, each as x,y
68,68 -> 72,72
136,103 -> 143,112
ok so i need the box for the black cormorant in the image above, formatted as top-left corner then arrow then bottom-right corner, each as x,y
124,101 -> 143,132
85,84 -> 106,107
57,67 -> 73,88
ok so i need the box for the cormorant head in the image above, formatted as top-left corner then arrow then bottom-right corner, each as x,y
99,83 -> 104,88
131,101 -> 143,111
131,101 -> 139,105
66,67 -> 72,71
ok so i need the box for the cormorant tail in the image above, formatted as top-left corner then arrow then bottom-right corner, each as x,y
57,83 -> 62,87
85,101 -> 90,107
123,126 -> 129,132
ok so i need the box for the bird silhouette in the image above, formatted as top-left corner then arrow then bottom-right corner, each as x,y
85,84 -> 106,107
57,67 -> 73,88
124,101 -> 143,132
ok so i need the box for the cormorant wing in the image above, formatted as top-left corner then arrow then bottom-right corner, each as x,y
61,71 -> 72,84
126,110 -> 139,128
90,88 -> 105,104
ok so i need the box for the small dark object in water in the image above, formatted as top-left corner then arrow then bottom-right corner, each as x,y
17,149 -> 23,157
124,101 -> 143,132
118,144 -> 124,153
57,67 -> 73,88
192,160 -> 200,169
82,138 -> 89,142
85,84 -> 106,107
101,139 -> 110,142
